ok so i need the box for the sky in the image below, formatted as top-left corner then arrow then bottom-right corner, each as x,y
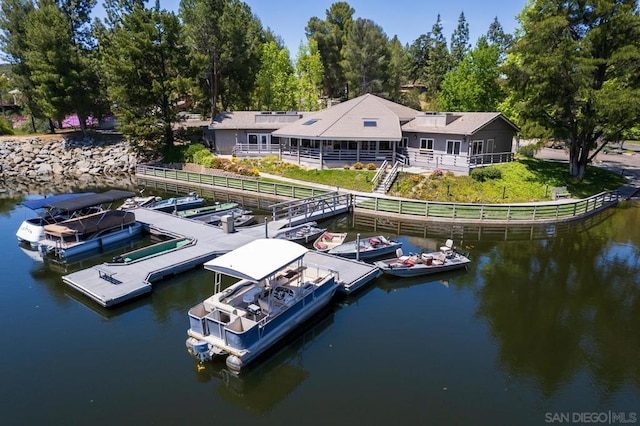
161,0 -> 530,54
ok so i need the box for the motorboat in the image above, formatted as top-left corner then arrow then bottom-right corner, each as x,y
313,231 -> 348,252
207,208 -> 256,228
186,238 -> 339,372
327,235 -> 402,260
373,240 -> 471,277
38,209 -> 143,259
273,221 -> 327,244
144,192 -> 205,213
16,190 -> 134,246
177,202 -> 240,221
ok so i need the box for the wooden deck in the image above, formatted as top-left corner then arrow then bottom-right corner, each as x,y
62,207 -> 378,307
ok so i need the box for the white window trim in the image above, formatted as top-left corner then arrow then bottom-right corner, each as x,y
446,139 -> 462,155
420,138 -> 434,151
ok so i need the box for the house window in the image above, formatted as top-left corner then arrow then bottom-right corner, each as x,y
379,141 -> 390,150
446,140 -> 462,155
487,139 -> 495,152
420,138 -> 434,150
400,137 -> 408,148
248,134 -> 258,144
471,140 -> 483,156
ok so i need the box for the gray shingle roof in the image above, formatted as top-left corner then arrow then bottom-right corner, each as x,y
210,111 -> 308,130
402,112 -> 519,135
272,94 -> 420,141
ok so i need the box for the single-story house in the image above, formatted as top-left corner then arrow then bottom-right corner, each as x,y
208,93 -> 519,174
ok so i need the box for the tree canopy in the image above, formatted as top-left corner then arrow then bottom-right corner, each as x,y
504,0 -> 640,178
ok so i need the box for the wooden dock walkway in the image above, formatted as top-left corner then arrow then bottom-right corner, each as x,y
62,201 -> 373,307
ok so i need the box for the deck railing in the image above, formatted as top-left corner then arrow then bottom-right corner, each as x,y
136,164 -> 620,223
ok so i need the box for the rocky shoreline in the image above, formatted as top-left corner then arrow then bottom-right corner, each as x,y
0,135 -> 137,178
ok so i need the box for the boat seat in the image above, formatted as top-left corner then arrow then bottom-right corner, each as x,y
395,247 -> 409,262
257,298 -> 272,315
440,239 -> 454,254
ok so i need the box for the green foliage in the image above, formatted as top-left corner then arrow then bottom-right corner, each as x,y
254,41 -> 297,110
450,12 -> 470,67
342,18 -> 389,96
0,116 -> 14,135
390,159 -> 625,203
504,0 -> 640,178
517,142 -> 542,158
440,36 -> 503,112
305,2 -> 353,99
101,5 -> 190,151
192,148 -> 215,166
295,39 -> 324,111
470,166 -> 503,182
184,143 -> 208,162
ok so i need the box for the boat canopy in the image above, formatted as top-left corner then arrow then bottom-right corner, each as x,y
204,238 -> 308,282
19,192 -> 95,210
47,190 -> 135,211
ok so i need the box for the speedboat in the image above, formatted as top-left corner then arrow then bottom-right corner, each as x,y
313,231 -> 348,252
327,235 -> 401,260
373,240 -> 471,277
16,190 -> 134,246
177,202 -> 240,221
186,239 -> 339,372
273,221 -> 327,244
145,192 -> 205,213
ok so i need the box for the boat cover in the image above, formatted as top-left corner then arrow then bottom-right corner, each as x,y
44,210 -> 136,237
48,190 -> 135,212
204,239 -> 308,282
19,192 -> 95,210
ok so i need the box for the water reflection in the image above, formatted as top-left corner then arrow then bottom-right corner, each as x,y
193,306 -> 335,415
475,202 -> 640,399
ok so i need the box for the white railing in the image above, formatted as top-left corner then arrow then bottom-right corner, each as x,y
370,159 -> 389,190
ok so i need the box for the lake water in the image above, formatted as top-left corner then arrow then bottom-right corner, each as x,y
1,183 -> 639,425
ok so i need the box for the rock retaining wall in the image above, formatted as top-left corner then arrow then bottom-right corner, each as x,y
0,136 -> 136,178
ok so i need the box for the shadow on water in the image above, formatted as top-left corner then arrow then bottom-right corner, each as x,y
191,305 -> 336,415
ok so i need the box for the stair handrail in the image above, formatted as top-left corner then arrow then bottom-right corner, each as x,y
381,161 -> 401,193
371,159 -> 389,191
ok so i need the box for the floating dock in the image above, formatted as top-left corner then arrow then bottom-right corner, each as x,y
62,200 -> 379,307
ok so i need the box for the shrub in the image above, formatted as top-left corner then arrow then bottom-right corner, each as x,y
517,142 -> 542,158
192,148 -> 215,166
471,166 -> 503,182
353,162 -> 363,170
0,117 -> 14,135
184,143 -> 208,162
343,164 -> 351,169
429,168 -> 443,179
366,163 -> 377,170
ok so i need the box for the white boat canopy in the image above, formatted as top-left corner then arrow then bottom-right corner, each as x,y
204,238 -> 308,282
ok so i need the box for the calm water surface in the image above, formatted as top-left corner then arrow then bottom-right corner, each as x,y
1,184 -> 639,425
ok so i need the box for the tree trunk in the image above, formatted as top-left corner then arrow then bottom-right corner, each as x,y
568,140 -> 589,179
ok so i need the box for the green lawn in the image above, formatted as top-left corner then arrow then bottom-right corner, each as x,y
253,157 -> 625,203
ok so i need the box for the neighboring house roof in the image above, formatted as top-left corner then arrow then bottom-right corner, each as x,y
402,112 -> 520,135
210,111 -> 308,130
272,93 -> 420,141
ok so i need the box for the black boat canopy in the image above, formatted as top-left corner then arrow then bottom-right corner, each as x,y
48,190 -> 135,211
19,192 -> 95,210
